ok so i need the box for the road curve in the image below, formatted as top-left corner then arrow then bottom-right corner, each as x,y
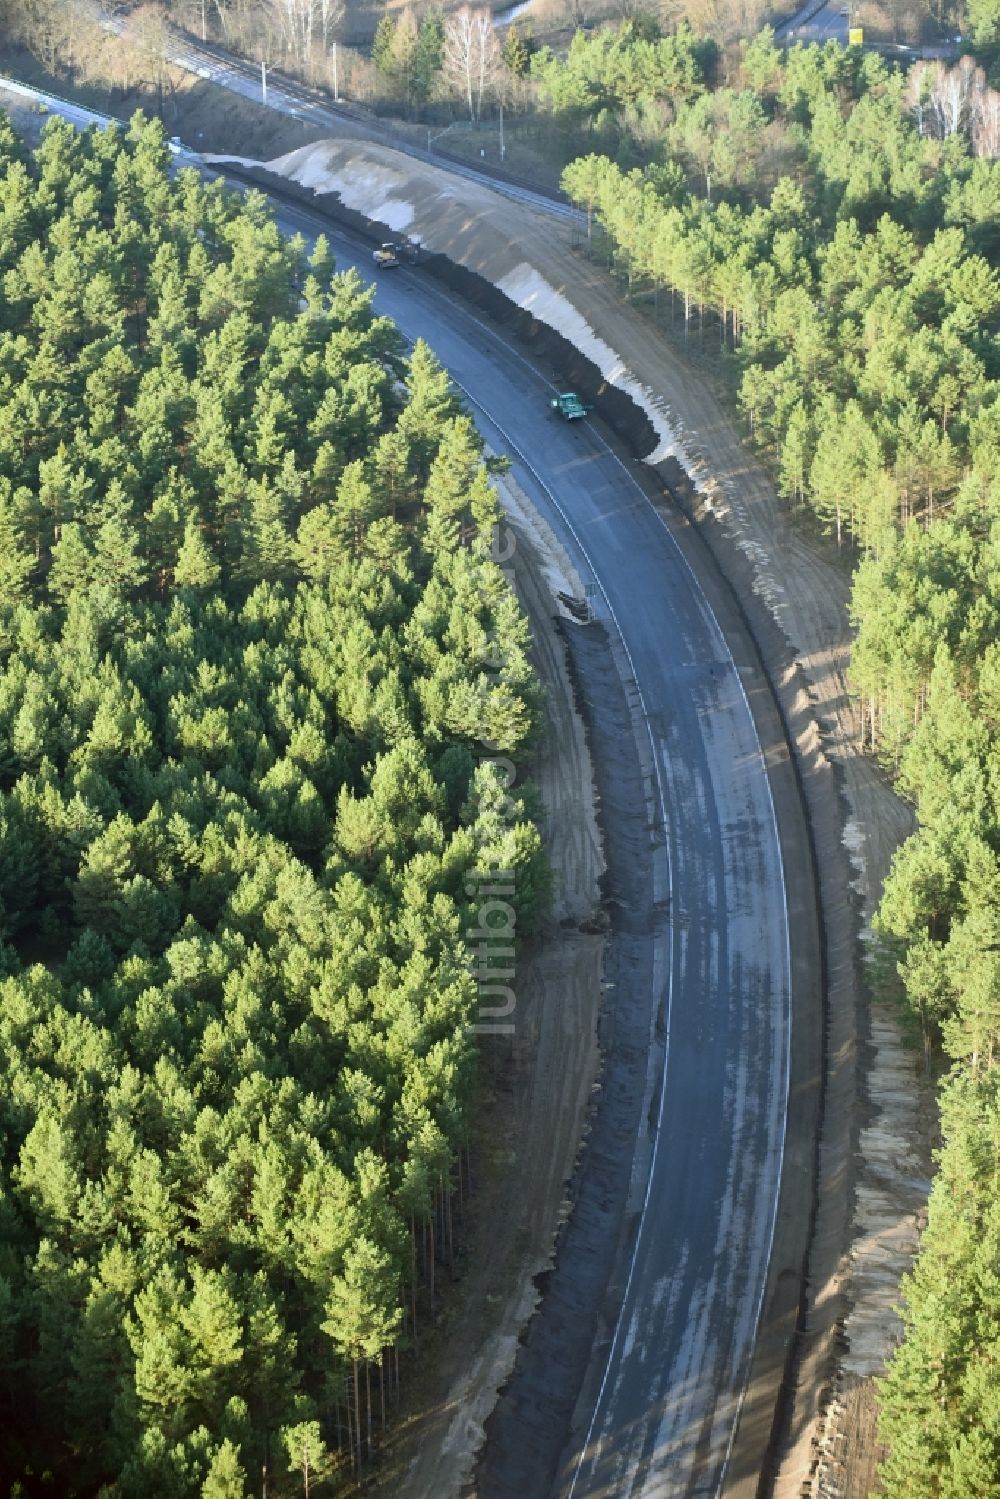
0,81 -> 797,1498
262,197 -> 793,1499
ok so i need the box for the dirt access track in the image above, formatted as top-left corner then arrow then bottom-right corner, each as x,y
211,130 -> 925,1498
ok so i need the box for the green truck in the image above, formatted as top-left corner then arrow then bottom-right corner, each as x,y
550,391 -> 589,420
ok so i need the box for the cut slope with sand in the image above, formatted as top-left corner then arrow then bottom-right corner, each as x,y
206,140 -> 703,474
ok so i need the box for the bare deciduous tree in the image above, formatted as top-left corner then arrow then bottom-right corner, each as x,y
267,0 -> 316,65
906,58 -> 934,135
8,0 -> 143,89
665,0 -> 768,44
251,0 -> 343,72
201,0 -> 270,58
974,85 -> 1000,156
125,3 -> 178,113
563,0 -> 594,26
7,0 -> 71,72
319,0 -> 342,52
442,6 -> 501,121
908,56 -> 989,143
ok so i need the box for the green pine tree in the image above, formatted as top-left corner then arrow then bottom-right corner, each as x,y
174,514 -> 221,591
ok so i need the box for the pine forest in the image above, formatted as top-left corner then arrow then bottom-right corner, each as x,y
0,111 -> 548,1497
554,30 -> 1000,1494
4,3 -> 1000,1491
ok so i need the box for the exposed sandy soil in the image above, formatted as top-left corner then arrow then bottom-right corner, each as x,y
363,478 -> 607,1499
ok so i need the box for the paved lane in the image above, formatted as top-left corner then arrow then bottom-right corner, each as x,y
347,263 -> 792,1496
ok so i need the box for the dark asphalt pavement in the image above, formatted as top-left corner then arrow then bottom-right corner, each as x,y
339,255 -> 792,1497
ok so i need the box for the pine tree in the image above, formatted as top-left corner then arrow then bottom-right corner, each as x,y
180,1268 -> 244,1428
504,23 -> 531,79
372,16 -> 397,78
321,1237 -> 403,1466
174,514 -> 221,591
398,341 -> 462,482
74,815 -> 135,936
422,417 -> 483,553
282,1419 -> 333,1498
333,461 -> 378,558
308,233 -> 335,287
91,485 -> 148,603
201,1440 -> 248,1499
0,488 -> 35,606
391,9 -> 421,104
240,479 -> 295,583
414,12 -> 445,101
48,523 -> 93,603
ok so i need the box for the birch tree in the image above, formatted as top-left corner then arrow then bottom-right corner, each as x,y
319,0 -> 342,52
929,55 -> 987,138
268,0 -> 315,65
974,85 -> 1000,157
442,6 -> 501,121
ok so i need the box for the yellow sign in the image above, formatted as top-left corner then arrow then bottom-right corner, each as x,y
848,25 -> 864,43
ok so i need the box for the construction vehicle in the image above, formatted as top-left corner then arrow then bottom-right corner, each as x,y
550,391 -> 589,421
373,242 -> 401,269
374,240 -> 421,268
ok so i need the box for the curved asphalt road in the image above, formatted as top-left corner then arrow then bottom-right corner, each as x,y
284,215 -> 792,1499
0,81 -> 793,1497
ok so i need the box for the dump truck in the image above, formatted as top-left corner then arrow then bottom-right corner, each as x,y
550,392 -> 589,420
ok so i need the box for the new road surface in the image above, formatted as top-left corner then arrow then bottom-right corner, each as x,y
263,185 -> 795,1497
0,80 -> 803,1497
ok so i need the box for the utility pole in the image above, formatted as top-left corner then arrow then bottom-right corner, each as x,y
200,0 -> 206,42
261,59 -> 268,105
499,102 -> 505,162
331,42 -> 339,101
